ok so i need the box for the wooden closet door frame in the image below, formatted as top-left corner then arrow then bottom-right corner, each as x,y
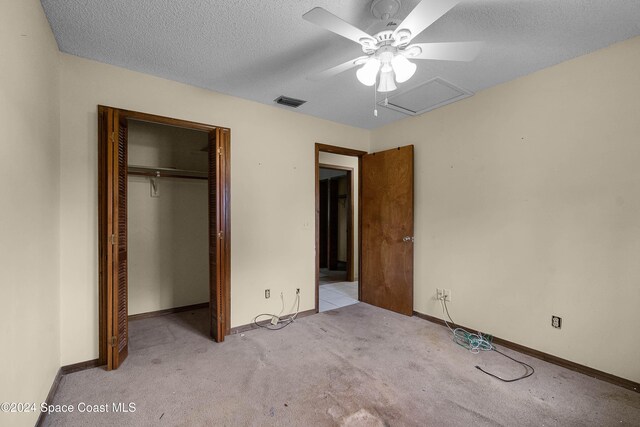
315,144 -> 366,313
98,106 -> 231,368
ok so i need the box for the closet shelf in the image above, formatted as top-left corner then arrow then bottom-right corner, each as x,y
128,165 -> 208,180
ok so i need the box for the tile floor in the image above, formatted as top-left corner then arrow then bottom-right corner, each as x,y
318,268 -> 348,283
319,281 -> 358,312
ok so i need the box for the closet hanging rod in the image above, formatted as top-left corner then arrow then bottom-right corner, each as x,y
127,164 -> 208,180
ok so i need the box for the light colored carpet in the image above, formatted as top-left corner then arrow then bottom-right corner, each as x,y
45,304 -> 639,426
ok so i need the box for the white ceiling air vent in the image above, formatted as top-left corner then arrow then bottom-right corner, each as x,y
275,95 -> 307,108
378,77 -> 473,116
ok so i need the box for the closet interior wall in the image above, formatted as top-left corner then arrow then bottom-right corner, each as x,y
127,120 -> 209,315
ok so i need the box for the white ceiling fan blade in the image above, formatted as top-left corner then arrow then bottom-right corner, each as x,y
404,42 -> 483,61
303,7 -> 375,46
307,56 -> 368,81
394,0 -> 459,43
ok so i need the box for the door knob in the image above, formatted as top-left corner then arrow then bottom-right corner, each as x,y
402,236 -> 414,242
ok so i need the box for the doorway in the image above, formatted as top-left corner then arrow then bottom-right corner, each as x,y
315,143 -> 415,317
315,144 -> 365,313
319,165 -> 353,280
318,164 -> 356,311
98,106 -> 230,370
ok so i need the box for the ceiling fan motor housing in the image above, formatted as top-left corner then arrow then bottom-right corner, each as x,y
361,28 -> 413,56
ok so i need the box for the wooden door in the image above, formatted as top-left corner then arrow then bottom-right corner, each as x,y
208,128 -> 229,342
105,109 -> 129,369
360,145 -> 414,316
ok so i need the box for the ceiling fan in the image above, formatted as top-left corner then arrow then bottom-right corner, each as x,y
303,0 -> 482,93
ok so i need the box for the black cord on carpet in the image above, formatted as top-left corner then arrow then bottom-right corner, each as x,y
441,297 -> 535,383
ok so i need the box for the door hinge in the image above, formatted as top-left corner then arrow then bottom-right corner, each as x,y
111,131 -> 115,142
110,234 -> 116,245
218,231 -> 224,240
217,147 -> 223,156
110,336 -> 117,347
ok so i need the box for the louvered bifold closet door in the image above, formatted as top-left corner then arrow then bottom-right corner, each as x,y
208,130 -> 222,342
104,108 -> 129,370
208,127 -> 229,342
109,117 -> 129,369
114,120 -> 129,367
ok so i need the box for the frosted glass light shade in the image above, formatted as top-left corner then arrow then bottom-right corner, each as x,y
377,69 -> 397,92
391,54 -> 416,83
356,58 -> 381,86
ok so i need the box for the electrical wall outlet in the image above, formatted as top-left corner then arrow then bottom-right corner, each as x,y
443,289 -> 452,302
265,289 -> 270,299
296,288 -> 300,294
436,288 -> 444,300
552,316 -> 562,329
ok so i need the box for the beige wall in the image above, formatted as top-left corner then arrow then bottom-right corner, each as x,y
0,1 -> 60,426
319,153 -> 360,280
371,36 -> 640,383
58,54 -> 370,364
128,121 -> 209,315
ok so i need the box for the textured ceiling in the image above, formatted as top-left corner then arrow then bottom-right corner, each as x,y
41,0 -> 640,129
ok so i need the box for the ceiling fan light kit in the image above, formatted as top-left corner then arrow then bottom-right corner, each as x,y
304,0 -> 483,110
356,57 -> 381,86
378,68 -> 397,92
356,46 -> 417,91
390,53 -> 416,83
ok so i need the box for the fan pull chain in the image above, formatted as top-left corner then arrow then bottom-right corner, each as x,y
374,74 -> 378,117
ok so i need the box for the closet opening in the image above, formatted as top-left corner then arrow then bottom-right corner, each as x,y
98,107 -> 230,371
